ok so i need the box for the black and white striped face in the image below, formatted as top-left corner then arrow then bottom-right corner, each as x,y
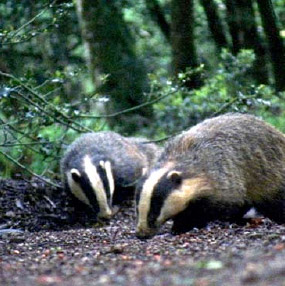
66,155 -> 115,220
135,166 -> 208,238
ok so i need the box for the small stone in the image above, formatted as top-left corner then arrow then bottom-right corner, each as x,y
205,260 -> 223,270
57,253 -> 65,260
247,232 -> 263,239
9,237 -> 25,243
37,275 -> 62,284
273,243 -> 285,251
267,233 -> 280,240
110,244 -> 124,254
242,263 -> 260,283
43,249 -> 51,256
5,211 -> 16,218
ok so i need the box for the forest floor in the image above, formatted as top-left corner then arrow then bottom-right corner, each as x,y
0,179 -> 285,286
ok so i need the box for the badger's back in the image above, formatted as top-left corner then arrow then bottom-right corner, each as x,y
128,137 -> 162,168
136,113 -> 285,238
157,113 -> 285,203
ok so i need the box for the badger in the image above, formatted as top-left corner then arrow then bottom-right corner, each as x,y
61,131 -> 161,221
135,113 -> 285,238
127,137 -> 162,168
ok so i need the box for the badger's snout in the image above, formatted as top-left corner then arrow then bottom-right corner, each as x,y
97,208 -> 113,221
135,225 -> 157,239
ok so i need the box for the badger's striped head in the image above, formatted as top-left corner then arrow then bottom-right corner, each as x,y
66,155 -> 115,221
135,163 -> 210,238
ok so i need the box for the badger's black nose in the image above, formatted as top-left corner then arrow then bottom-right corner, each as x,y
135,232 -> 154,240
135,228 -> 156,239
98,217 -> 111,223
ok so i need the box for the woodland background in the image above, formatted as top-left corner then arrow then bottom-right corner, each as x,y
0,0 -> 284,183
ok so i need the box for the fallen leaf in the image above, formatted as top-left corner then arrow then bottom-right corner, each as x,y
273,243 -> 285,251
36,275 -> 62,284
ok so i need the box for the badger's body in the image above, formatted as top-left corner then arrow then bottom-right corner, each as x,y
136,113 -> 285,238
61,131 -> 161,220
128,137 -> 162,167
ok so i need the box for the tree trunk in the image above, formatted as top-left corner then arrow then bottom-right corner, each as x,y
199,0 -> 228,51
225,0 -> 242,54
171,0 -> 201,89
145,0 -> 170,42
225,0 -> 268,84
76,0 -> 152,133
238,0 -> 268,84
257,0 -> 285,91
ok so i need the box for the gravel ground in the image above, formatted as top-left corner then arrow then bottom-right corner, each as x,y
0,179 -> 285,286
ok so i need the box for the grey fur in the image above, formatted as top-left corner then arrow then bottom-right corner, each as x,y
61,131 -> 161,218
128,137 -> 162,169
136,113 -> 285,238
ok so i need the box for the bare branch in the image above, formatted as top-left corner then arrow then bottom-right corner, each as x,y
150,94 -> 257,144
76,86 -> 181,119
0,71 -> 92,133
11,1 -> 55,38
0,149 -> 60,188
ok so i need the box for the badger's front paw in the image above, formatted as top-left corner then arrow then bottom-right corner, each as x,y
171,220 -> 192,235
172,217 -> 207,235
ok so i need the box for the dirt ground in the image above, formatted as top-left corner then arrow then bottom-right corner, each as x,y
0,179 -> 285,286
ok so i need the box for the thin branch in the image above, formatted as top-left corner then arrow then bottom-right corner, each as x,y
0,71 -> 92,132
1,23 -> 56,46
211,97 -> 239,117
11,1 -> 55,38
211,94 -> 256,117
0,119 -> 22,127
42,87 -> 62,98
34,79 -> 54,90
0,118 -> 43,155
0,117 -> 55,156
11,90 -> 86,133
0,149 -> 60,188
0,141 -> 57,147
0,71 -> 54,106
149,94 -> 257,144
0,117 -> 46,147
77,87 -> 180,119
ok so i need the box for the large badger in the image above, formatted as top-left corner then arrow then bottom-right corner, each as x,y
135,113 -> 285,238
61,131 -> 161,221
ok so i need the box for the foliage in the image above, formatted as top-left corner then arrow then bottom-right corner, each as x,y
0,1 -> 86,101
147,49 -> 285,138
0,1 -> 284,180
1,48 -> 284,179
0,71 -> 106,180
123,1 -> 171,77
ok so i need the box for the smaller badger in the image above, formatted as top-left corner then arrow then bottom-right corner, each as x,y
135,113 -> 285,238
61,131 -> 161,221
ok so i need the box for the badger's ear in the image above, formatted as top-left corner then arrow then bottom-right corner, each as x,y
167,170 -> 182,184
71,168 -> 81,183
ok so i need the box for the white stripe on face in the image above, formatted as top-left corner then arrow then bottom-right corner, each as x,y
157,177 -> 210,224
84,155 -> 112,218
67,169 -> 91,207
136,167 -> 170,233
100,160 -> 115,202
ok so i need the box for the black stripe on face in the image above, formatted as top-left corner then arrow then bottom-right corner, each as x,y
148,173 -> 182,228
78,173 -> 101,214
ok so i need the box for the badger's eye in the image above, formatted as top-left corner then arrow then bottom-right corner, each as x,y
71,169 -> 81,183
167,171 -> 182,185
